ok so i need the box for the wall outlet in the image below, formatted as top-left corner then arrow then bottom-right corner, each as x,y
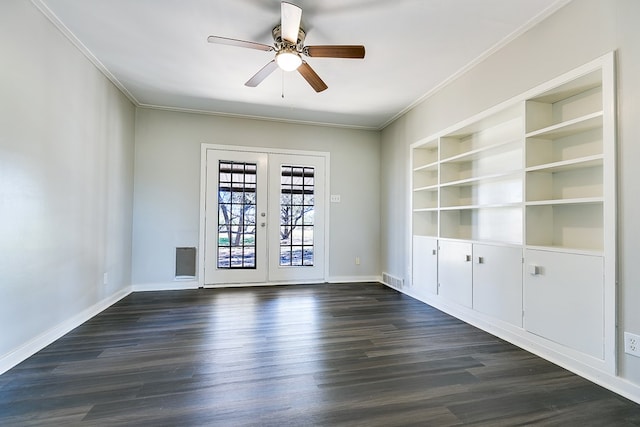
103,272 -> 109,285
624,332 -> 640,357
355,257 -> 360,265
330,194 -> 341,203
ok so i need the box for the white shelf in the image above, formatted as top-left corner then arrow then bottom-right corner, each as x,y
526,111 -> 603,139
413,184 -> 438,192
524,244 -> 603,257
440,143 -> 522,185
526,161 -> 602,202
525,197 -> 603,206
526,203 -> 603,251
530,70 -> 601,104
413,162 -> 438,173
413,139 -> 439,170
440,138 -> 521,164
440,170 -> 521,188
413,209 -> 438,237
525,155 -> 603,173
440,202 -> 522,211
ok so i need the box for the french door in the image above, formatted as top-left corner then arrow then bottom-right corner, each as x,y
202,147 -> 327,285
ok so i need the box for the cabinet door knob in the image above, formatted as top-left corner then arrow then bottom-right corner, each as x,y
432,249 -> 437,255
529,264 -> 541,276
465,255 -> 472,262
476,256 -> 484,264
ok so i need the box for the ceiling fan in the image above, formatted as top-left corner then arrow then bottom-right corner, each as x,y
207,2 -> 365,93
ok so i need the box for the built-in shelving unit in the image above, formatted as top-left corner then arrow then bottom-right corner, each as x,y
524,69 -> 606,253
409,53 -> 616,375
411,139 -> 439,238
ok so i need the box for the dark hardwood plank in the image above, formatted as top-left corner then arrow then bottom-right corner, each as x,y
1,283 -> 639,426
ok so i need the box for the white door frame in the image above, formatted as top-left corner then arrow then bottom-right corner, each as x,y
198,143 -> 331,287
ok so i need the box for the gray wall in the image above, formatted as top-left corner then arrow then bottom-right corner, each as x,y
132,108 -> 381,287
0,0 -> 135,369
381,0 -> 640,386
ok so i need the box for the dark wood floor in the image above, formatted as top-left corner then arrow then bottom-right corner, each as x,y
1,283 -> 640,426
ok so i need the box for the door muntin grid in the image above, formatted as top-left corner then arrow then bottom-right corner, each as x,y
280,165 -> 315,266
217,161 -> 257,269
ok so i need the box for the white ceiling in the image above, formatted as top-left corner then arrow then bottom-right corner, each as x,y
35,0 -> 567,130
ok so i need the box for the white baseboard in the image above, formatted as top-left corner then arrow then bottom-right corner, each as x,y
386,283 -> 640,405
328,275 -> 382,284
0,287 -> 132,375
133,278 -> 385,290
132,280 -> 200,292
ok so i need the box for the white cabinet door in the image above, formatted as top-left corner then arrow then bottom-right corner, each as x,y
412,236 -> 438,296
524,249 -> 604,359
473,244 -> 523,327
438,241 -> 473,307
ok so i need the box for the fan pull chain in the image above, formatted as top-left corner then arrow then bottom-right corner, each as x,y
281,71 -> 285,98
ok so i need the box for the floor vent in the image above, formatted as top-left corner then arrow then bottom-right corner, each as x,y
382,272 -> 404,290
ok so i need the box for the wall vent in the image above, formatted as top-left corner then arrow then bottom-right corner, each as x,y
382,272 -> 404,290
175,247 -> 196,279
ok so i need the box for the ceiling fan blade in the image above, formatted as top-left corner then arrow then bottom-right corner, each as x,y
207,35 -> 273,52
281,2 -> 302,44
297,61 -> 328,92
245,60 -> 279,87
305,45 -> 366,59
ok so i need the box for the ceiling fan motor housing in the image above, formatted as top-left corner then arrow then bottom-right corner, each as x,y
272,25 -> 306,51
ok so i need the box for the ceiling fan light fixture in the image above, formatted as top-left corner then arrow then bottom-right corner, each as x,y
208,2 -> 365,92
276,49 -> 302,71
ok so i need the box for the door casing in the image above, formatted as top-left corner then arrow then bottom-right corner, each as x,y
198,144 -> 330,287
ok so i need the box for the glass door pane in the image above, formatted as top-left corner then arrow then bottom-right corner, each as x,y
279,165 -> 315,266
268,153 -> 326,283
217,161 -> 257,269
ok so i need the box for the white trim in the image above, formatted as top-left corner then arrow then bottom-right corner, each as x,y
202,277 -> 382,286
198,144 -> 331,287
380,0 -> 573,130
410,54 -> 614,148
0,287 -> 132,375
132,281 -> 199,292
30,0 -> 139,106
397,285 -> 640,405
30,0 -> 574,133
32,0 -> 572,132
198,144 -> 209,287
324,155 -> 332,283
200,143 -> 332,158
328,275 -> 383,284
30,2 -> 375,132
139,105 -> 378,131
203,280 -> 327,289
